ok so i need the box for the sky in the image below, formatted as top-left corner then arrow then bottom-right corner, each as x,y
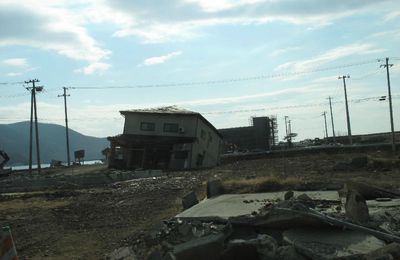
1,0 -> 400,141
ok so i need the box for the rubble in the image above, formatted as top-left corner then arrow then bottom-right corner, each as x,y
107,246 -> 137,260
120,184 -> 400,260
284,191 -> 294,200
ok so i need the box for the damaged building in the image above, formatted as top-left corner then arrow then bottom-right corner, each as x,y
108,106 -> 222,170
218,116 -> 278,153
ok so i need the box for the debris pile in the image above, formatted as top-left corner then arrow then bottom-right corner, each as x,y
109,182 -> 400,260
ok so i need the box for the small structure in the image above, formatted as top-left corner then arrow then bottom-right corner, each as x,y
218,116 -> 277,153
107,106 -> 222,170
74,150 -> 85,164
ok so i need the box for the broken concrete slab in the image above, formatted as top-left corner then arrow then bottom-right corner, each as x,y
275,245 -> 307,260
171,233 -> 226,260
182,191 -> 199,209
177,191 -> 340,219
366,242 -> 400,260
283,228 -> 386,259
345,182 -> 400,200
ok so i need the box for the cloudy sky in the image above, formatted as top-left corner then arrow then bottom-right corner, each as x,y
1,0 -> 400,141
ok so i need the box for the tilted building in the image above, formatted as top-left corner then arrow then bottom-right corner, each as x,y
107,106 -> 222,170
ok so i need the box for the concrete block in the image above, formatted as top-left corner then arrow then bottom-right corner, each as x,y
345,190 -> 370,224
182,191 -> 199,209
207,179 -> 223,198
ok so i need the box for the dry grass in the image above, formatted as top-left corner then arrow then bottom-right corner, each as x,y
221,176 -> 304,194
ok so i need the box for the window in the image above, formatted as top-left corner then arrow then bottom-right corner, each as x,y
164,123 -> 179,133
140,122 -> 155,131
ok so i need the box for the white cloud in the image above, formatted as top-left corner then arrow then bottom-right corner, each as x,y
2,58 -> 28,66
274,43 -> 385,73
5,72 -> 23,77
183,0 -> 265,13
384,11 -> 400,21
142,51 -> 182,66
75,62 -> 111,75
270,47 -> 302,57
98,0 -> 396,43
0,1 -> 111,73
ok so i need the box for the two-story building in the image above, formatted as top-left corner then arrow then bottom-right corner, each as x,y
107,106 -> 222,170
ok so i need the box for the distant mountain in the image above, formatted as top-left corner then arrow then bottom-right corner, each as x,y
0,121 -> 109,165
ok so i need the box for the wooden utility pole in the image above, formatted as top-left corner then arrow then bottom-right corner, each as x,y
284,116 -> 288,137
328,96 -> 336,143
29,88 -> 34,174
339,75 -> 352,145
322,111 -> 329,139
381,57 -> 396,152
25,79 -> 42,174
58,87 -> 71,166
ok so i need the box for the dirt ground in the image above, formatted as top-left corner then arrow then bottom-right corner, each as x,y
1,150 -> 400,259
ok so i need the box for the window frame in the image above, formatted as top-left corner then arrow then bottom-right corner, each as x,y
140,122 -> 155,131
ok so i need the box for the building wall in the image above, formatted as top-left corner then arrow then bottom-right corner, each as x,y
121,112 -> 221,169
123,113 -> 198,138
219,117 -> 272,152
191,118 -> 222,168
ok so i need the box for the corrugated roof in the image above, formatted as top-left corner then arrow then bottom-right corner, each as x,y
120,105 -> 197,115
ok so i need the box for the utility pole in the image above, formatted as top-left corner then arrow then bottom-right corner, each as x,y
339,75 -> 352,145
28,87 -> 34,174
284,116 -> 288,137
322,111 -> 329,140
381,57 -> 395,152
328,96 -> 336,143
25,79 -> 42,174
58,87 -> 71,166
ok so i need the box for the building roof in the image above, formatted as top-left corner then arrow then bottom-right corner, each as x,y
120,105 -> 197,116
119,105 -> 222,138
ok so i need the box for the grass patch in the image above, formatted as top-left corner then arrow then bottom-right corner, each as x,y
222,176 -> 304,194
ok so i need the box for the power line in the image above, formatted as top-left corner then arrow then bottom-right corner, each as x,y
0,81 -> 24,85
70,59 -> 380,90
1,94 -> 399,123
